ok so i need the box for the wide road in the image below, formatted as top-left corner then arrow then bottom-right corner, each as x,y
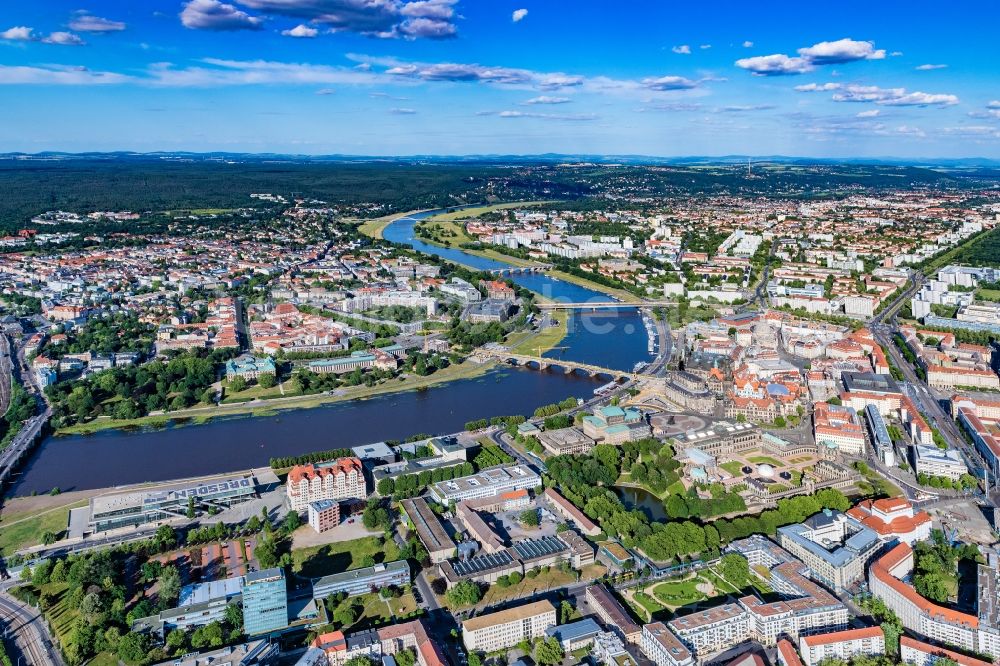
0,592 -> 63,666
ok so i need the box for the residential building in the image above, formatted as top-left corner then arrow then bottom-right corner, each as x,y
308,499 -> 340,533
461,600 -> 556,653
641,622 -> 694,666
798,627 -> 885,666
242,569 -> 289,636
668,604 -> 750,657
586,584 -> 642,644
286,458 -> 366,511
868,543 -> 987,653
899,636 -> 995,666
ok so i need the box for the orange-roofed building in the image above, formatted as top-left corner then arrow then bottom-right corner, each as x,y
286,457 -> 366,511
900,636 -> 994,666
798,626 -> 884,666
846,497 -> 931,545
868,543 -> 984,653
776,639 -> 804,666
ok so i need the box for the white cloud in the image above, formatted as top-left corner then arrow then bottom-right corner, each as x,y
794,82 -> 841,92
699,44 -> 711,50
915,64 -> 947,71
671,44 -> 691,55
512,9 -> 528,22
641,75 -> 698,90
797,38 -> 885,64
0,26 -> 33,41
737,37 -> 886,76
890,51 -> 903,56
42,31 -> 85,45
315,88 -> 335,95
235,0 -> 458,39
282,24 -> 318,37
742,40 -> 753,48
857,109 -> 880,117
181,0 -> 263,30
831,84 -> 958,106
987,100 -> 1000,109
481,110 -> 597,121
0,64 -> 131,84
523,96 -> 570,105
390,107 -> 417,114
736,54 -> 813,76
69,14 -> 126,32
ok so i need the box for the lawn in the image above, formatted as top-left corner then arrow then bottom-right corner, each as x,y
88,653 -> 122,666
630,590 -> 665,616
720,461 -> 744,476
481,567 -> 579,606
0,500 -> 88,556
388,591 -> 419,617
702,569 -> 741,595
651,578 -> 707,608
747,455 -> 783,466
292,536 -> 397,578
976,288 -> 1000,302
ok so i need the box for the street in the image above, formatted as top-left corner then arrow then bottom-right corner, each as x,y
0,593 -> 63,666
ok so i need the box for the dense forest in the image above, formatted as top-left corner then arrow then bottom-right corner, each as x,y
2,155 -> 992,228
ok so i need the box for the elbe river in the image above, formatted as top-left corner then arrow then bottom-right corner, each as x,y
12,208 -> 652,494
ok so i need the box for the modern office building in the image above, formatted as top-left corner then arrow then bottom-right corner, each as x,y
312,561 -> 411,599
307,499 -> 341,533
776,510 -> 881,594
798,627 -> 884,666
641,622 -> 694,666
429,465 -> 540,504
913,444 -> 969,481
242,569 -> 289,636
87,473 -> 260,534
151,640 -> 279,666
545,618 -> 603,652
461,600 -> 556,653
286,457 -> 366,511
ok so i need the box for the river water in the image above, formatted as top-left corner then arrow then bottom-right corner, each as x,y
11,208 -> 650,495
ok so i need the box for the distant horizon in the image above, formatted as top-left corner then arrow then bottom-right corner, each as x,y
1,2 -> 999,156
5,150 -> 1000,166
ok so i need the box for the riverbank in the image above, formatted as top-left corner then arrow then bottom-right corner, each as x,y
356,208 -> 433,239
414,201 -> 553,247
55,358 -> 499,436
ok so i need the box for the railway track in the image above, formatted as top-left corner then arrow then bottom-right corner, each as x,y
0,335 -> 11,417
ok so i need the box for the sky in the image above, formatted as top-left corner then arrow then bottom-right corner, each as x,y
1,1 -> 999,157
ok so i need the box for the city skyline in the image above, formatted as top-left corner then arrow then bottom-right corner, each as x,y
2,1 -> 999,156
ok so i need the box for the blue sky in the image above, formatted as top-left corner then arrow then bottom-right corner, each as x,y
2,1 -> 999,157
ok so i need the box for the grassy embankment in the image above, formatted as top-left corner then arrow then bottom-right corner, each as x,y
56,358 -> 497,436
0,499 -> 89,555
